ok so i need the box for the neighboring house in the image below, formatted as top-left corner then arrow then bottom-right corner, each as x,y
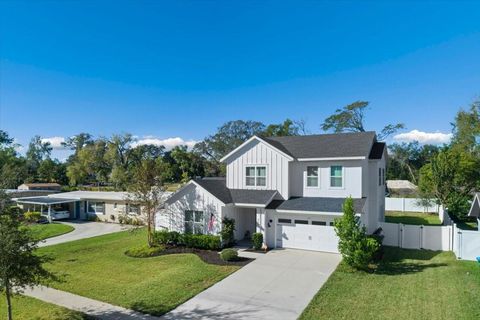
467,193 -> 480,231
14,191 -> 159,223
18,183 -> 62,191
158,131 -> 387,253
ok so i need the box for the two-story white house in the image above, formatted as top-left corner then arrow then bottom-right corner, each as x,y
157,131 -> 387,253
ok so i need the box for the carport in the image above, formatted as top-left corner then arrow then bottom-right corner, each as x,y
14,196 -> 79,223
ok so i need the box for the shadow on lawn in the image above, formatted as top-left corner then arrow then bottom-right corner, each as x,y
375,247 -> 447,275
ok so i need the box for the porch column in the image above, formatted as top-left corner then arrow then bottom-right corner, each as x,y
48,205 -> 52,223
256,208 -> 267,245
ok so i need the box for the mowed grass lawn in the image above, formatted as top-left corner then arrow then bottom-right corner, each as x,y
27,223 -> 75,240
0,294 -> 90,320
385,211 -> 442,225
38,229 -> 239,316
300,247 -> 480,320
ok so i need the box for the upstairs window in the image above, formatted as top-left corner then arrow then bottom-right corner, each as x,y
306,166 -> 319,187
330,166 -> 343,188
185,210 -> 204,234
245,166 -> 267,187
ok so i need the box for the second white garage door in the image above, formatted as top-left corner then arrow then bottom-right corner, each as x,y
276,217 -> 339,253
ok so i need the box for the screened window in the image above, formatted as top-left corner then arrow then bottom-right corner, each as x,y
245,166 -> 267,187
87,201 -> 105,215
330,166 -> 343,188
185,210 -> 204,234
306,166 -> 319,187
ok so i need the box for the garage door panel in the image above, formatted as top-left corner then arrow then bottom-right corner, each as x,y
276,216 -> 339,253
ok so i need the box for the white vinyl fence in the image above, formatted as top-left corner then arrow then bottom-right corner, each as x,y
453,224 -> 480,261
385,197 -> 439,213
379,222 -> 453,251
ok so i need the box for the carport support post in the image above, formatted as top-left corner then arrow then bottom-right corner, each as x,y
48,205 -> 52,223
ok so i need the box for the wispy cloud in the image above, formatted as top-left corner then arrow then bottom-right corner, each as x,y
393,129 -> 452,145
41,136 -> 66,149
132,136 -> 198,150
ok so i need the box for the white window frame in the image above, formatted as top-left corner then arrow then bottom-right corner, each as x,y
184,210 -> 205,234
245,165 -> 267,188
305,166 -> 320,188
87,201 -> 105,215
329,165 -> 344,189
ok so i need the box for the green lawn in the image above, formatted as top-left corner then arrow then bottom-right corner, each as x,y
0,294 -> 90,320
385,211 -> 442,225
27,223 -> 75,241
38,229 -> 239,316
300,247 -> 480,320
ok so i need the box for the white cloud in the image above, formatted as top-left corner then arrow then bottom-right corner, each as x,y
41,136 -> 66,149
132,137 -> 198,150
393,130 -> 452,145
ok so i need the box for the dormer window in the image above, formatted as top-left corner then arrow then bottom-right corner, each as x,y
306,166 -> 319,187
246,166 -> 266,187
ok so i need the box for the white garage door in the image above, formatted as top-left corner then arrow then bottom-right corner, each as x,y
276,217 -> 339,253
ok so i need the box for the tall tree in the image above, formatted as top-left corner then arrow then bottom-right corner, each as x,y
0,131 -> 27,188
321,101 -> 404,141
263,119 -> 301,137
66,139 -> 110,186
25,136 -> 52,181
127,159 -> 165,247
194,120 -> 266,162
0,192 -> 56,320
451,100 -> 480,152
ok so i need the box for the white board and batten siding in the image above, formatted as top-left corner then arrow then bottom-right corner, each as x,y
157,183 -> 223,234
225,139 -> 290,199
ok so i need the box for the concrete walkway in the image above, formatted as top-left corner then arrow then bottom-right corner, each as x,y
162,249 -> 342,320
24,286 -> 160,320
39,221 -> 131,247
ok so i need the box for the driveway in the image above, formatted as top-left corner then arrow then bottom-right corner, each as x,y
39,221 -> 131,247
162,249 -> 341,320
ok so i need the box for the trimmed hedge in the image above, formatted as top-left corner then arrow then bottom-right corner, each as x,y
125,245 -> 165,258
252,232 -> 263,250
153,230 -> 221,251
220,248 -> 238,261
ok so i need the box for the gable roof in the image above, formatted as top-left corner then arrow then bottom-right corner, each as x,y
468,193 -> 480,218
220,136 -> 294,163
261,132 -> 376,159
193,178 -> 232,204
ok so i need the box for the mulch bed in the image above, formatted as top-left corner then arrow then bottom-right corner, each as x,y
157,246 -> 254,266
244,248 -> 270,254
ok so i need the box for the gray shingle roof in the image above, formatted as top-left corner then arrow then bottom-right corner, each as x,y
193,178 -> 277,205
14,197 -> 79,205
230,189 -> 277,205
261,131 -> 376,159
266,197 -> 367,213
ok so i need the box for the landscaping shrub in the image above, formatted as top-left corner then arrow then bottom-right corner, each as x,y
334,197 -> 381,270
220,217 -> 236,247
182,234 -> 222,250
153,230 -> 182,246
23,211 -> 42,223
125,245 -> 165,258
87,214 -> 100,222
220,248 -> 238,261
252,232 -> 263,250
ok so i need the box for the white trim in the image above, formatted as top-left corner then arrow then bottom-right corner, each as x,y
234,203 -> 267,208
244,164 -> 268,188
468,193 -> 480,217
297,156 -> 365,161
220,135 -> 294,162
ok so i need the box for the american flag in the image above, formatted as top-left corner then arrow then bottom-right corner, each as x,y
208,213 -> 216,233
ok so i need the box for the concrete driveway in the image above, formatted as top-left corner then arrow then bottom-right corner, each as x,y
162,249 -> 341,320
39,221 -> 131,247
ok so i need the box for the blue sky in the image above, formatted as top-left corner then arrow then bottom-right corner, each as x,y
1,1 -> 480,159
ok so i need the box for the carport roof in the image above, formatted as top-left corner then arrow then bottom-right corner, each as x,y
266,197 -> 367,213
14,196 -> 79,205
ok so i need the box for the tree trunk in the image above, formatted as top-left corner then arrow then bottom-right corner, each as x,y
5,281 -> 12,320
